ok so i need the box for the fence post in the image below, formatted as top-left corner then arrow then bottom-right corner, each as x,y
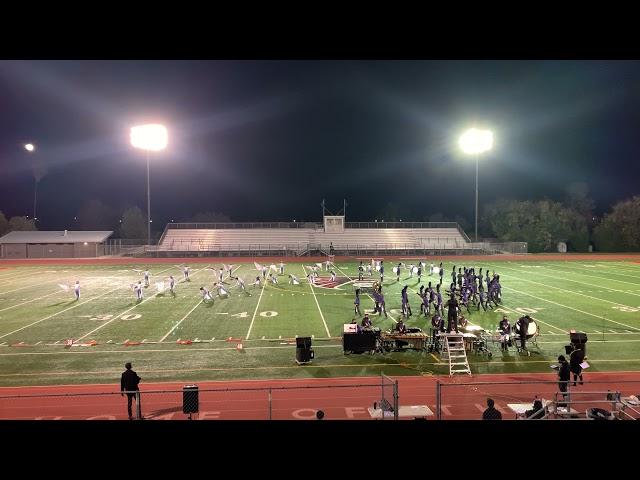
268,388 -> 272,420
136,391 -> 142,420
393,380 -> 399,421
436,380 -> 441,420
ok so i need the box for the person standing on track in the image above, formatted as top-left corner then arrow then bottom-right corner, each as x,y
121,362 -> 142,420
570,346 -> 585,386
557,355 -> 571,406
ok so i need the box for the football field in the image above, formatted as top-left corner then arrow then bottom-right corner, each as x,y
1,257 -> 640,387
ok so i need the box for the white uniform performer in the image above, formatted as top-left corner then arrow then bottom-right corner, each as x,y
200,287 -> 213,302
279,262 -> 285,275
330,271 -> 336,282
251,276 -> 261,286
183,266 -> 190,281
270,274 -> 278,285
144,270 -> 150,287
262,266 -> 268,279
289,274 -> 300,285
134,282 -> 143,300
74,281 -> 80,300
429,264 -> 434,276
218,268 -> 224,283
168,275 -> 176,294
215,283 -> 229,298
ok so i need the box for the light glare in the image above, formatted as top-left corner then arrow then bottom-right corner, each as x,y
130,124 -> 168,151
459,128 -> 493,155
24,143 -> 35,152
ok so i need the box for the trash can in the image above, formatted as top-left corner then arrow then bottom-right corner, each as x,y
295,337 -> 314,364
183,384 -> 199,414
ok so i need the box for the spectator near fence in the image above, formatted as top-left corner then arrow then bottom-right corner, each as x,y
482,398 -> 502,420
121,362 -> 142,420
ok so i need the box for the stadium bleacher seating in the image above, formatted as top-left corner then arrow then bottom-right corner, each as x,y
157,226 -> 470,253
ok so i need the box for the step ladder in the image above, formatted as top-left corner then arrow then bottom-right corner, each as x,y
440,334 -> 471,376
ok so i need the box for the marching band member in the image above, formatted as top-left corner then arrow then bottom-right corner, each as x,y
270,273 -> 278,285
200,287 -> 213,303
354,288 -> 362,316
262,266 -> 268,279
144,269 -> 150,287
361,312 -> 372,328
401,285 -> 412,318
183,265 -> 190,281
279,262 -> 285,275
251,276 -> 261,287
168,275 -> 176,295
218,268 -> 224,284
358,261 -> 364,281
396,263 -> 402,282
379,260 -> 384,282
288,274 -> 300,285
74,281 -> 80,301
498,315 -> 511,351
134,281 -> 143,301
330,271 -> 336,282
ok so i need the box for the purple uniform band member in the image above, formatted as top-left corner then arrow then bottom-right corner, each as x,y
401,285 -> 412,318
498,316 -> 511,351
361,314 -> 372,328
354,288 -> 362,316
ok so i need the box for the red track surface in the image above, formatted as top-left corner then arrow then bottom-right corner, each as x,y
1,372 -> 639,420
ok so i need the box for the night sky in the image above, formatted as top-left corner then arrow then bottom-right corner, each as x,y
1,60 -> 640,230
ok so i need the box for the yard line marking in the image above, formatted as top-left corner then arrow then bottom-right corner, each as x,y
0,286 -> 124,340
554,263 -> 640,282
107,340 -> 112,344
500,285 -> 640,332
301,265 -> 331,337
123,339 -> 130,343
159,300 -> 202,342
34,341 -> 42,345
497,264 -> 640,315
246,267 -> 267,340
608,329 -> 618,333
74,265 -> 177,341
534,265 -> 640,298
0,290 -> 61,312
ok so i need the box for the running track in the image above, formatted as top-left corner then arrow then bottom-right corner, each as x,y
1,372 -> 639,420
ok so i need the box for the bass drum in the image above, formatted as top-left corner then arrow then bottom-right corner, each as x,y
514,320 -> 539,339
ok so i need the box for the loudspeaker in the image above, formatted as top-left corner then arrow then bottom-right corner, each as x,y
296,337 -> 312,348
296,347 -> 313,363
183,385 -> 199,414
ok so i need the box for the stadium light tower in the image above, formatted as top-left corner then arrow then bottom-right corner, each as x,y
459,128 -> 493,242
24,143 -> 38,220
130,124 -> 168,246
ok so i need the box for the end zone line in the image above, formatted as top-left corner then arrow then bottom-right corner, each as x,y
301,264 -> 331,337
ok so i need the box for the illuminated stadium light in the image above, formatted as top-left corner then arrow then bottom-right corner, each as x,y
130,123 -> 168,246
130,124 -> 168,151
459,127 -> 494,242
24,143 -> 35,152
459,128 -> 493,154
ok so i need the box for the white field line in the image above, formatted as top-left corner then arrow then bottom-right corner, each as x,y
0,287 -> 123,340
500,285 -> 640,332
0,271 -> 131,313
160,265 -> 241,342
0,291 -> 61,312
497,263 -> 640,311
541,264 -> 640,289
538,264 -> 640,295
245,266 -> 268,340
301,264 -> 331,337
557,263 -> 640,280
75,265 -> 187,341
490,303 -> 566,335
333,263 -> 397,323
0,280 -> 64,295
0,270 -> 47,285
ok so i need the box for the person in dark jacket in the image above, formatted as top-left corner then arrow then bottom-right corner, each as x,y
525,398 -> 545,419
121,362 -> 141,420
482,398 -> 502,420
515,315 -> 530,352
557,355 -> 571,406
446,295 -> 459,333
569,347 -> 585,386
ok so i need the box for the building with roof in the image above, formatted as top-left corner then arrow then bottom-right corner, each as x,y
0,230 -> 113,258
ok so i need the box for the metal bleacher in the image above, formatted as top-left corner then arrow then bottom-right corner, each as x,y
153,222 -> 478,257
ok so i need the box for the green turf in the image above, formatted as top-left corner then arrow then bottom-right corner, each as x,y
1,259 -> 640,386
